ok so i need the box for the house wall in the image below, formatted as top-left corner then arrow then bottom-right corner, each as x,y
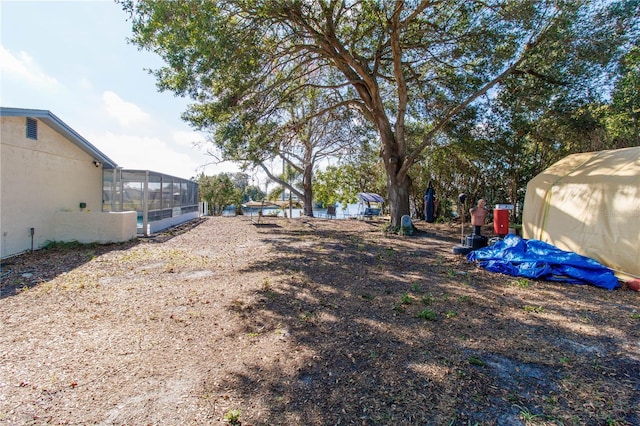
1,116 -> 118,257
54,211 -> 137,243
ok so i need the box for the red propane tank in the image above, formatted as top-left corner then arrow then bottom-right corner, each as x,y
493,207 -> 510,236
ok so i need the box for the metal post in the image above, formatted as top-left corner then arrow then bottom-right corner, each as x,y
111,168 -> 117,212
143,171 -> 149,237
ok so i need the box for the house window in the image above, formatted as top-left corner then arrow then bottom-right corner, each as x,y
26,117 -> 38,140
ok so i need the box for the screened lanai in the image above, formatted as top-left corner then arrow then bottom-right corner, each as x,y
102,169 -> 199,235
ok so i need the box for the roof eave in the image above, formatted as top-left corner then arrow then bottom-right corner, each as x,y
0,107 -> 118,169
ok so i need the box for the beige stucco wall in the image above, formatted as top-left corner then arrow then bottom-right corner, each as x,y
1,116 -> 132,258
54,211 -> 137,243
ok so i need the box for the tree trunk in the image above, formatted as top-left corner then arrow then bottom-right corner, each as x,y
377,119 -> 411,227
381,132 -> 411,227
386,170 -> 411,227
302,163 -> 314,217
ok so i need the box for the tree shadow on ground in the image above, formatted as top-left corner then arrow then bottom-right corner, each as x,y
209,223 -> 639,425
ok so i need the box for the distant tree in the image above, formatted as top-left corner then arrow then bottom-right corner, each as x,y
314,140 -> 385,209
243,185 -> 265,203
243,88 -> 360,216
422,2 -> 640,217
197,173 -> 240,216
229,173 -> 249,196
609,45 -> 640,146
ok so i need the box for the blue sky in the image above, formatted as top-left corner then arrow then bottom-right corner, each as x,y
1,0 -> 240,180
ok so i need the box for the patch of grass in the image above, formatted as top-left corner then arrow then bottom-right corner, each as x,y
421,294 -> 434,305
224,409 -> 241,425
446,310 -> 457,318
511,278 -> 531,288
400,292 -> 414,305
631,311 -> 640,320
361,293 -> 374,300
417,309 -> 437,321
383,224 -> 399,234
514,405 -> 543,422
468,356 -> 486,367
392,304 -> 406,313
411,282 -> 422,293
457,295 -> 469,303
261,277 -> 272,291
41,240 -> 86,250
523,305 -> 544,313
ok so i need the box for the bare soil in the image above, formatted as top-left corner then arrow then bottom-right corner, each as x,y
1,216 -> 638,426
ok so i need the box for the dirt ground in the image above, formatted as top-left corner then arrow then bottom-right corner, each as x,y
1,216 -> 638,426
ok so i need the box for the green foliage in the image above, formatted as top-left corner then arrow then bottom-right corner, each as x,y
198,171 -> 265,215
416,3 -> 638,217
41,240 -> 85,250
223,409 -> 241,425
417,309 -> 437,321
399,225 -> 413,236
392,304 -> 406,313
523,305 -> 544,313
197,173 -> 241,215
468,356 -> 486,367
608,45 -> 640,146
421,295 -> 434,306
400,293 -> 414,305
243,185 -> 265,204
121,0 -> 637,225
313,141 -> 385,208
511,278 -> 531,289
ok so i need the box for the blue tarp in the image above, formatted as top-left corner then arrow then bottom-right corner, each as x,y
467,234 -> 619,290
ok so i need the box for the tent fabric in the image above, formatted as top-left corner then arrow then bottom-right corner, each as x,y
522,146 -> 640,279
358,193 -> 384,203
468,235 -> 620,290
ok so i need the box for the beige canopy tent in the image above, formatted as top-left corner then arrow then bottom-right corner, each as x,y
522,146 -> 640,280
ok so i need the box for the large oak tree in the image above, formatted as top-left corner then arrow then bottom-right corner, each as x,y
122,0 -> 635,226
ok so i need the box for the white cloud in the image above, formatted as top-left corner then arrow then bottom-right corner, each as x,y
172,130 -> 207,149
89,131 -> 202,179
0,44 -> 62,91
171,130 -> 244,176
102,91 -> 151,127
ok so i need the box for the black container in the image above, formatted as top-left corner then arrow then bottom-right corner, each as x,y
465,234 -> 488,250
